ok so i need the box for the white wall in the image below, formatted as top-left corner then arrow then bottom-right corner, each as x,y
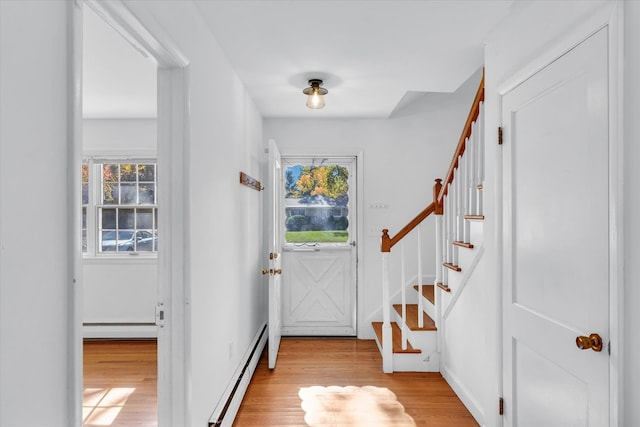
0,1 -> 73,425
82,119 -> 158,337
623,2 -> 640,425
83,118 -> 156,155
265,69 -> 482,336
125,3 -> 266,426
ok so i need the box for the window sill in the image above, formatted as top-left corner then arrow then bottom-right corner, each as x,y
82,254 -> 158,265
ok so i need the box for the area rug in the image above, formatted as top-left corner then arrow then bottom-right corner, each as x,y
299,385 -> 416,427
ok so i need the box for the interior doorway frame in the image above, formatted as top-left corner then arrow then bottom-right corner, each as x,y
71,1 -> 191,425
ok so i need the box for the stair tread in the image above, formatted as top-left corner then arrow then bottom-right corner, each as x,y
443,262 -> 462,272
412,284 -> 435,305
372,321 -> 421,354
453,241 -> 474,249
464,214 -> 485,221
392,304 -> 437,331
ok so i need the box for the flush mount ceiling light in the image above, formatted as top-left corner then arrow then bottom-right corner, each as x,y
302,79 -> 328,109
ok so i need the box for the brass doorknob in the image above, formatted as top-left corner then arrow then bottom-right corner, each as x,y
576,333 -> 603,352
274,269 -> 282,275
261,268 -> 269,275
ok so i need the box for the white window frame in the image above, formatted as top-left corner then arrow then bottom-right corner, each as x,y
83,157 -> 158,258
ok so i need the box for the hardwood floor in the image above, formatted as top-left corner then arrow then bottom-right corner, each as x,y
82,338 -> 478,427
234,338 -> 478,427
83,340 -> 157,427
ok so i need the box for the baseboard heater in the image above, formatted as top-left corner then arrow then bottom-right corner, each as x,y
209,322 -> 267,427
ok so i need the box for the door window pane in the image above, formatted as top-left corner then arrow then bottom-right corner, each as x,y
283,162 -> 350,244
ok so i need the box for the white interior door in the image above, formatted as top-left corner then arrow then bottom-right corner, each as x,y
267,139 -> 283,369
502,28 -> 609,426
280,157 -> 357,336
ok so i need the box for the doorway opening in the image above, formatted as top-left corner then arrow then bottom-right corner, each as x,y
81,3 -> 159,426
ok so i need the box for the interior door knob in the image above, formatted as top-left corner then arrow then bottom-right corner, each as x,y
576,333 -> 603,352
261,268 -> 269,275
273,269 -> 282,275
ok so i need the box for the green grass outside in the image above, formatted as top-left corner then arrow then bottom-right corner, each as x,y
285,230 -> 349,243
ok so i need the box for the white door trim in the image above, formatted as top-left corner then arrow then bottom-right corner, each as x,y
69,2 -> 84,425
73,1 -> 191,425
278,148 -> 365,338
496,2 -> 622,425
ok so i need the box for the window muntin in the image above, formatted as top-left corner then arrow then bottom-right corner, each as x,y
83,160 -> 158,256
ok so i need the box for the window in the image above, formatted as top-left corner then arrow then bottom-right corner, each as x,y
83,160 -> 158,255
283,160 -> 351,245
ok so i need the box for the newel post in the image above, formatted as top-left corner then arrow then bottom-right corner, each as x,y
434,178 -> 443,215
380,228 -> 393,372
433,179 -> 444,334
381,229 -> 391,253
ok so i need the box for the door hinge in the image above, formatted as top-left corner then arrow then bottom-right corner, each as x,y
498,126 -> 504,145
499,397 -> 504,415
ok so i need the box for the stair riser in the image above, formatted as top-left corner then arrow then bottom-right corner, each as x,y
390,351 -> 440,372
403,327 -> 438,353
469,220 -> 483,246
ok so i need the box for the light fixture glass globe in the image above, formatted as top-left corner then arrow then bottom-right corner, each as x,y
306,88 -> 325,109
303,79 -> 328,109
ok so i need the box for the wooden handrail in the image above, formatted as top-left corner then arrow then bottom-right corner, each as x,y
379,70 -> 484,253
381,202 -> 435,252
437,70 -> 485,202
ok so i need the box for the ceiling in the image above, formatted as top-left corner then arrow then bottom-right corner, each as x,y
83,0 -> 515,119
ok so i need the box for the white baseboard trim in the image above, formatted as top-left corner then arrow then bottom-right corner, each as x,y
83,323 -> 158,339
209,322 -> 268,427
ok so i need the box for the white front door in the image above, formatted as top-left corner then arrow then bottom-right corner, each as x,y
280,157 -> 357,336
267,140 -> 283,369
502,28 -> 609,426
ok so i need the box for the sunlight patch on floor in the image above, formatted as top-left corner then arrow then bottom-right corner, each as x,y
83,387 -> 135,426
299,385 -> 416,427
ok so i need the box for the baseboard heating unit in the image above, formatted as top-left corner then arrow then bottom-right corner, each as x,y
209,322 -> 267,427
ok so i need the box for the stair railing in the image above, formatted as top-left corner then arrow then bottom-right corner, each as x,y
379,70 -> 484,372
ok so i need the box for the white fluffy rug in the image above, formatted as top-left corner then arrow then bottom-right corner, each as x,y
298,385 -> 416,427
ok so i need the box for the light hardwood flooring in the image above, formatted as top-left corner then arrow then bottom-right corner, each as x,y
83,338 -> 478,427
83,340 -> 157,427
234,338 -> 479,426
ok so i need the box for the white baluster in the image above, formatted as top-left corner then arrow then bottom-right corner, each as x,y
435,214 -> 443,289
434,213 -> 443,330
382,253 -> 393,373
456,154 -> 463,242
400,242 -> 407,350
445,188 -> 451,263
417,225 -> 424,329
452,175 -> 459,267
477,102 -> 485,216
446,188 -> 453,266
469,125 -> 477,217
462,147 -> 470,243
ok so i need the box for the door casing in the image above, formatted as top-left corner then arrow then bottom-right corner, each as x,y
276,149 -> 365,338
72,2 -> 191,425
495,3 -> 623,425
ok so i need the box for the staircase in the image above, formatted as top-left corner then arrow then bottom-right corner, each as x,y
372,71 -> 485,373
